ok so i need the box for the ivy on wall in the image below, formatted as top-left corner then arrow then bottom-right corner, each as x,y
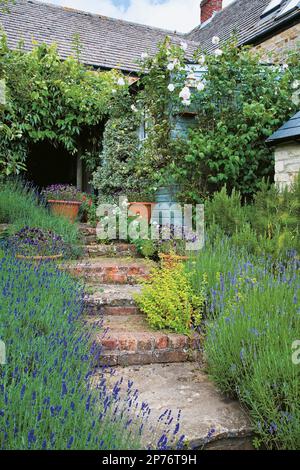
92,92 -> 142,201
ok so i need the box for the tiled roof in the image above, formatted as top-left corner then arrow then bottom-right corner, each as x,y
267,111 -> 300,142
187,0 -> 300,51
0,0 -> 199,73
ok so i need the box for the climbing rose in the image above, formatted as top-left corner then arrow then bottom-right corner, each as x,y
198,55 -> 205,66
214,48 -> 223,57
212,36 -> 220,46
117,77 -> 125,86
179,86 -> 191,101
167,62 -> 175,71
168,84 -> 175,92
131,104 -> 138,113
180,41 -> 188,51
182,99 -> 191,107
141,52 -> 148,60
197,82 -> 205,91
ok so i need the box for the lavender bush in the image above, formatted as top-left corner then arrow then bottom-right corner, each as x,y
8,227 -> 66,257
186,236 -> 300,450
0,249 -> 184,450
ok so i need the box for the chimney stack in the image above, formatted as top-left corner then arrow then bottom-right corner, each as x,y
200,0 -> 223,23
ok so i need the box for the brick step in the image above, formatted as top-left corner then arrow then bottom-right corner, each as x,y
85,284 -> 142,316
82,243 -> 138,258
63,258 -> 153,285
91,315 -> 202,367
78,223 -> 97,244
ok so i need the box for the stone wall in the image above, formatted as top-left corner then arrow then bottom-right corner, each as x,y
274,142 -> 300,190
253,22 -> 300,59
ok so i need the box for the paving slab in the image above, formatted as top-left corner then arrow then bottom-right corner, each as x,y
104,363 -> 253,450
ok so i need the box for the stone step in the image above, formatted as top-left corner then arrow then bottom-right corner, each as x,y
78,223 -> 97,244
85,284 -> 142,316
83,243 -> 138,258
102,363 -> 253,450
63,257 -> 153,285
91,315 -> 203,367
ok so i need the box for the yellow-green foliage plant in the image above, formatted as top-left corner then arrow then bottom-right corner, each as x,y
134,262 -> 206,335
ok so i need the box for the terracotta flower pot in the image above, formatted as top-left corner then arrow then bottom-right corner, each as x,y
48,200 -> 82,223
128,202 -> 155,224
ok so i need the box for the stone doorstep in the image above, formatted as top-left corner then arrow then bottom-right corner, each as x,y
63,258 -> 153,285
85,284 -> 142,316
83,243 -> 138,259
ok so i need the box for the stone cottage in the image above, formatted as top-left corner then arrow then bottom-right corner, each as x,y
267,111 -> 300,189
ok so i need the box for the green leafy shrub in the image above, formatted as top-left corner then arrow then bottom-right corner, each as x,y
205,186 -> 247,235
134,239 -> 157,259
203,176 -> 300,260
134,262 -> 206,334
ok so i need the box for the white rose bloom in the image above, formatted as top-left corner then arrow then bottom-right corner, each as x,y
197,82 -> 205,91
168,84 -> 175,92
180,41 -> 188,51
292,80 -> 300,90
214,48 -> 223,57
212,36 -> 220,46
182,99 -> 191,107
179,86 -> 191,101
282,63 -> 289,70
141,52 -> 148,60
111,89 -> 117,94
198,55 -> 205,66
131,104 -> 138,113
117,77 -> 126,86
167,62 -> 175,71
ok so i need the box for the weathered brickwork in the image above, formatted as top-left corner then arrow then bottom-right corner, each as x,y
253,23 -> 300,59
275,143 -> 300,190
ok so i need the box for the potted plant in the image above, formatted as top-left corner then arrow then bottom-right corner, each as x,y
9,227 -> 65,262
42,185 -> 83,223
127,192 -> 156,225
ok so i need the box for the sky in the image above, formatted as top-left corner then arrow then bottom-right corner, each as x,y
40,0 -> 235,32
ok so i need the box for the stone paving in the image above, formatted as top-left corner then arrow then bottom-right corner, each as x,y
103,363 -> 253,450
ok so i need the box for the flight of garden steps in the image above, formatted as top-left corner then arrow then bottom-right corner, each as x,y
67,224 -> 203,367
